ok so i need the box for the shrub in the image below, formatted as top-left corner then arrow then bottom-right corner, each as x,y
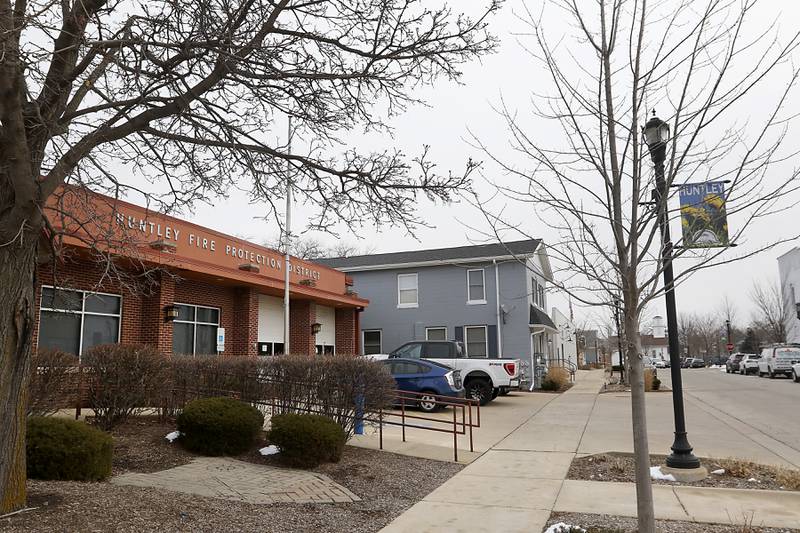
27,349 -> 79,417
83,344 -> 171,429
268,413 -> 346,468
177,397 -> 264,455
542,366 -> 570,391
26,417 -> 113,481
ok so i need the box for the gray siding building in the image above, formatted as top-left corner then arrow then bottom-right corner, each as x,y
319,240 -> 558,382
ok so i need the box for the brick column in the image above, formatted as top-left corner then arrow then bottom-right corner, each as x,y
335,307 -> 357,356
232,287 -> 259,357
290,300 -> 315,356
141,271 -> 176,356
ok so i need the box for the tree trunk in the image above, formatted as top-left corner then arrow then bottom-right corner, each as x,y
0,237 -> 37,513
625,310 -> 655,533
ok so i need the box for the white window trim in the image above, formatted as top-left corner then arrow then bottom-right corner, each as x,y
466,268 -> 487,305
362,329 -> 383,355
464,325 -> 489,358
531,277 -> 545,310
39,286 -> 123,362
173,302 -> 221,356
397,273 -> 419,308
425,327 -> 447,341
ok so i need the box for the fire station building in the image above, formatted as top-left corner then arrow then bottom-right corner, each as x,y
33,187 -> 367,359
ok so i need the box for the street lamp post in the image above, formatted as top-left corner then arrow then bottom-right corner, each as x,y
644,112 -> 701,470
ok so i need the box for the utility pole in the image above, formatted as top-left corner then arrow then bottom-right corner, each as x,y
644,112 -> 701,471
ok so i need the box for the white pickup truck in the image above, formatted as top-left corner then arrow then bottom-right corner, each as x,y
367,340 -> 521,405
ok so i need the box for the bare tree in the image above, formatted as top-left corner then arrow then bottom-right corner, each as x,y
263,235 -> 375,260
750,279 -> 790,343
469,1 -> 800,529
0,0 -> 500,512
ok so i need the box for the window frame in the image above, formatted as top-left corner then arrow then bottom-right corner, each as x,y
362,329 -> 383,355
425,327 -> 447,341
173,302 -> 221,356
397,273 -> 419,308
464,325 -> 489,358
39,286 -> 123,361
466,268 -> 487,304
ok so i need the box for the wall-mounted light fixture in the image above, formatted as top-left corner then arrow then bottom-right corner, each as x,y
311,322 -> 322,335
164,305 -> 180,322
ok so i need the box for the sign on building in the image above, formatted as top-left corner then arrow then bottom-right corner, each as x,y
678,181 -> 729,248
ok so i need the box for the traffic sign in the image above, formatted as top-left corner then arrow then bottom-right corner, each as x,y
726,343 -> 734,352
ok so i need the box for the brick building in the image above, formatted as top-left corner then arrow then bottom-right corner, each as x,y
34,187 -> 367,359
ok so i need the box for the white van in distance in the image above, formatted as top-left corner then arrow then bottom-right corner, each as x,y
758,344 -> 800,379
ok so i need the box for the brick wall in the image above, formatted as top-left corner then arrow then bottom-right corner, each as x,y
335,307 -> 357,355
34,255 -> 359,359
289,300 -> 315,355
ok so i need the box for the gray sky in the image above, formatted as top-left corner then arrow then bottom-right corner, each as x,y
127,0 -> 800,333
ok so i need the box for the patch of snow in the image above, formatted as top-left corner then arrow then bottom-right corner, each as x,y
711,469 -> 725,475
710,364 -> 723,369
747,478 -> 760,483
165,431 -> 181,443
544,523 -> 586,533
719,367 -> 728,372
259,445 -> 280,456
650,466 -> 677,482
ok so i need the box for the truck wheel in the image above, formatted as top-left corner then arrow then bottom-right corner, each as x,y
465,379 -> 492,406
769,367 -> 776,379
793,370 -> 800,383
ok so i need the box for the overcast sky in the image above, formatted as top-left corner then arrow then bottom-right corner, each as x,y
125,0 -> 800,333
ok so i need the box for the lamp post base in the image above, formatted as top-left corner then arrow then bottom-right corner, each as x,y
660,464 -> 708,482
666,431 -> 701,469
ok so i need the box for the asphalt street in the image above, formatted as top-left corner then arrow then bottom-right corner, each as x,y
673,366 -> 800,465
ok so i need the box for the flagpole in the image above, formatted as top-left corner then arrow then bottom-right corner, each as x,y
283,116 -> 292,355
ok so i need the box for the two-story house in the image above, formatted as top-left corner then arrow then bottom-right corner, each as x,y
319,239 -> 558,385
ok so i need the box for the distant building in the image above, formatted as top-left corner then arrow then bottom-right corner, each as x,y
778,248 -> 800,344
580,330 -> 600,364
551,307 -> 577,368
319,239 -> 560,385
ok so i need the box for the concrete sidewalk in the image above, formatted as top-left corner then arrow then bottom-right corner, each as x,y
379,370 -> 800,532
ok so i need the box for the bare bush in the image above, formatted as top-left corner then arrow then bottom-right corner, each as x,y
84,345 -> 171,430
27,350 -> 79,417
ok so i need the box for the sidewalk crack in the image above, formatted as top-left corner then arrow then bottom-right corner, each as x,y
671,486 -> 690,519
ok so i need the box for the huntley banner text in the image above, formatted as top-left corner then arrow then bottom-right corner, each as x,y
678,181 -> 729,248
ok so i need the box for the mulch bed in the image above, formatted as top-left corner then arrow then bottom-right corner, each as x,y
568,453 -> 800,491
2,417 -> 463,533
545,512 -> 799,532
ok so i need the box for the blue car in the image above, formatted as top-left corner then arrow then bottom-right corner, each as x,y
381,358 -> 464,412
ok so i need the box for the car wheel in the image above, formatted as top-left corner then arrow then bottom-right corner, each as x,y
726,368 -> 730,373
465,379 -> 492,406
491,388 -> 500,400
418,393 -> 439,413
769,367 -> 776,379
794,370 -> 800,383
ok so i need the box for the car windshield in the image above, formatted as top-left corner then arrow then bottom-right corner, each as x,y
776,349 -> 800,358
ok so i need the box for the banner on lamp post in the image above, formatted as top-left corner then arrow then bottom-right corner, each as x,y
678,181 -> 730,248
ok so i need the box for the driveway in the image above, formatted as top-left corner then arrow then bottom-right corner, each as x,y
578,367 -> 800,468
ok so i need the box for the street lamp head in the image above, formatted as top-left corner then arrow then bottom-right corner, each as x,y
643,111 -> 670,164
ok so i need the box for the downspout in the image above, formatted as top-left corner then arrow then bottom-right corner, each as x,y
494,259 -> 502,357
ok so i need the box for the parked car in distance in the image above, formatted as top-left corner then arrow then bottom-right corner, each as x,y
726,353 -> 745,374
380,358 -> 464,413
689,358 -> 706,368
710,356 -> 727,366
367,340 -> 520,406
793,362 -> 800,383
738,354 -> 760,375
654,359 -> 667,369
758,344 -> 800,379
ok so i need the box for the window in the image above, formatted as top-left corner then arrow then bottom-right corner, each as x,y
258,342 -> 284,356
467,269 -> 486,303
424,342 -> 451,359
532,277 -> 539,307
397,273 -> 418,308
426,327 -> 447,341
316,344 -> 335,355
363,330 -> 382,355
390,361 -> 429,375
465,326 -> 488,358
173,303 -> 220,356
390,342 -> 423,359
39,287 -> 122,358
